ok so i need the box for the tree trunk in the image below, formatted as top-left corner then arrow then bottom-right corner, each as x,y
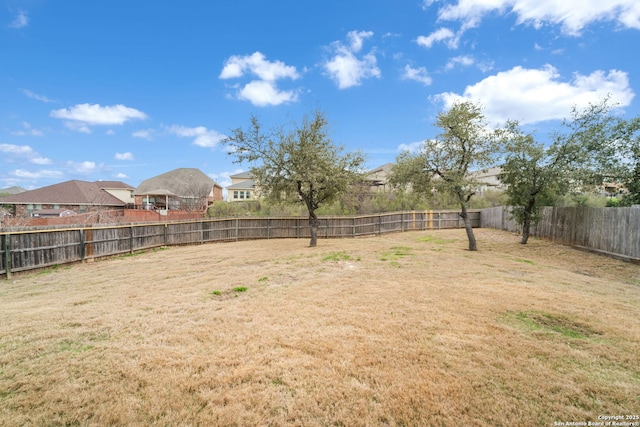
521,213 -> 531,244
309,212 -> 320,247
520,199 -> 536,244
460,204 -> 477,251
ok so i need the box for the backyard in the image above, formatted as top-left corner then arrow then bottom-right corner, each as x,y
0,228 -> 638,426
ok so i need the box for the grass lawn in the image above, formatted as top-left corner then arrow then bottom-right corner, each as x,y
0,228 -> 638,426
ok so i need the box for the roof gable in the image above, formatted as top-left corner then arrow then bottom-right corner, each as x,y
134,168 -> 218,196
229,171 -> 252,179
0,180 -> 130,206
227,179 -> 255,190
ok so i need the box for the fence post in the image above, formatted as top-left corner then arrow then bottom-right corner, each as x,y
267,218 -> 271,239
79,229 -> 86,261
164,223 -> 168,246
3,233 -> 11,280
235,218 -> 239,241
129,225 -> 134,254
378,214 -> 382,235
200,220 -> 204,244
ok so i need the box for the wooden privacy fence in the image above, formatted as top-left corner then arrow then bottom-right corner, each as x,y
0,210 -> 478,278
481,206 -> 640,261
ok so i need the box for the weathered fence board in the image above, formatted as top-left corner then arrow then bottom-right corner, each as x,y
0,210 -> 479,278
482,206 -> 640,261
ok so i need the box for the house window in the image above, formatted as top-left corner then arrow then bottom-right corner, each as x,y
246,191 -> 251,199
233,191 -> 239,199
239,191 -> 245,199
54,205 -> 60,210
26,204 -> 34,213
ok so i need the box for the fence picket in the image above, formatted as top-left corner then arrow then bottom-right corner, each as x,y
481,206 -> 639,261
0,211 -> 480,278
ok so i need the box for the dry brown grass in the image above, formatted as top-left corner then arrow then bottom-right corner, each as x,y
0,228 -> 639,426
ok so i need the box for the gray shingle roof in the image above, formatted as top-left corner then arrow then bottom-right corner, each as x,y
134,168 -> 219,196
0,180 -> 132,206
227,179 -> 255,190
229,171 -> 252,179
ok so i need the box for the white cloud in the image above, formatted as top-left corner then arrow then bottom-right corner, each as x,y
433,0 -> 640,35
220,51 -> 299,81
30,156 -> 51,165
346,30 -> 374,53
62,121 -> 92,134
416,28 -> 458,49
0,143 -> 52,165
445,55 -> 475,70
167,125 -> 226,148
402,65 -> 433,86
397,141 -> 425,153
323,31 -> 381,89
444,55 -> 494,72
132,129 -> 154,140
0,144 -> 32,155
10,121 -> 45,137
9,11 -> 28,29
20,89 -> 55,103
66,161 -> 100,175
238,80 -> 298,106
434,65 -> 635,124
219,52 -> 300,106
115,152 -> 134,161
12,169 -> 63,179
50,103 -> 147,132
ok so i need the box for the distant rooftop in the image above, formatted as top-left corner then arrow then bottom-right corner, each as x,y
134,168 -> 219,196
0,180 -> 132,206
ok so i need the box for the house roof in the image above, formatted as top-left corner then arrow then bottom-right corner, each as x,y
0,180 -> 131,206
230,171 -> 252,179
95,181 -> 135,190
227,179 -> 255,190
134,168 -> 220,196
367,163 -> 394,175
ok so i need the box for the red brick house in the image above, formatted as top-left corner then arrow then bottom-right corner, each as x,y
0,180 -> 134,218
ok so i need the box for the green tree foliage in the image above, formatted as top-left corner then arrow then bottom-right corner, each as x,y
390,101 -> 500,251
551,98 -> 638,206
499,98 -> 639,244
498,122 -> 568,244
223,111 -> 365,247
611,117 -> 640,206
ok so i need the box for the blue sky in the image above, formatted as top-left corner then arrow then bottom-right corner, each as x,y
2,0 -> 639,194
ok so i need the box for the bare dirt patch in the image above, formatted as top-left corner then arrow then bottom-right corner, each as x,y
0,228 -> 638,426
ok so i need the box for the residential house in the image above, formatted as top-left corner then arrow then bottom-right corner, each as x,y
134,168 -> 223,212
365,163 -> 394,193
0,180 -> 134,218
101,181 -> 136,206
226,166 -> 396,202
362,164 -> 506,195
226,171 -> 256,202
469,167 -> 506,195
